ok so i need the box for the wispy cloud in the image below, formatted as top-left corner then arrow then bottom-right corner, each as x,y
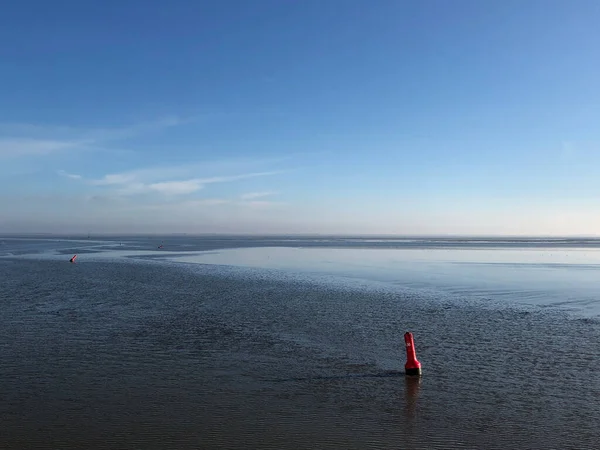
195,172 -> 282,185
240,191 -> 276,200
60,162 -> 286,197
57,170 -> 82,180
0,116 -> 192,159
90,173 -> 139,186
237,191 -> 284,208
84,155 -> 290,184
111,171 -> 283,196
0,138 -> 86,158
145,180 -> 205,195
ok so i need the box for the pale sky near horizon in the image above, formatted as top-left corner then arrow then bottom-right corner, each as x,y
1,0 -> 600,236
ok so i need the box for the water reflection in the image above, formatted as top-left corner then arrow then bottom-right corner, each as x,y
170,246 -> 600,316
405,375 -> 422,420
398,375 -> 422,450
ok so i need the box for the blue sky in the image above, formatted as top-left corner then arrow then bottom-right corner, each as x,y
1,0 -> 600,235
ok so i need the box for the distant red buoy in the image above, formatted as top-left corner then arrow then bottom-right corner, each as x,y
69,254 -> 77,263
404,332 -> 422,377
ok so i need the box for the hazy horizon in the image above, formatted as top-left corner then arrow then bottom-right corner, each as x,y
2,1 -> 600,235
3,231 -> 600,239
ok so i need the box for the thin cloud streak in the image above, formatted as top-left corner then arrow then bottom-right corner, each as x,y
147,180 -> 205,195
90,173 -> 139,186
59,162 -> 287,197
86,158 -> 290,185
240,191 -> 276,200
108,170 -> 284,196
195,171 -> 284,185
0,116 -> 194,159
57,170 -> 82,180
0,138 -> 86,157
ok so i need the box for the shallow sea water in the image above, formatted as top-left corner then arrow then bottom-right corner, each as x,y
1,236 -> 599,449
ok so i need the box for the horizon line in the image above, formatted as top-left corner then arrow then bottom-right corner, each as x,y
2,232 -> 600,239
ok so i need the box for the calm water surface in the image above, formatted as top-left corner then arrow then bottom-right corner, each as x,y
1,236 -> 599,449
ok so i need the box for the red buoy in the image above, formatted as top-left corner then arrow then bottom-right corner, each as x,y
404,332 -> 422,377
69,254 -> 77,263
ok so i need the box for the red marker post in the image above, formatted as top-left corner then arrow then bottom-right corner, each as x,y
404,332 -> 422,377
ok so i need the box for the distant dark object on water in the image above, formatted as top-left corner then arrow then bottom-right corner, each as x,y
69,254 -> 77,263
